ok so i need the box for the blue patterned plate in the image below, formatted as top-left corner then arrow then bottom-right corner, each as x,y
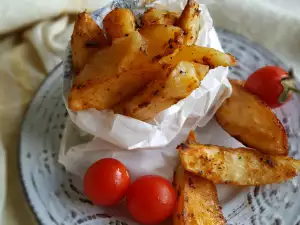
19,28 -> 300,225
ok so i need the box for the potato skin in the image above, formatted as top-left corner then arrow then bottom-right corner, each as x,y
68,31 -> 162,111
215,80 -> 288,156
159,45 -> 237,68
173,166 -> 226,225
192,63 -> 209,81
141,8 -> 179,26
71,12 -> 108,72
139,24 -> 184,59
113,61 -> 201,121
177,0 -> 201,45
103,8 -> 136,42
179,143 -> 300,185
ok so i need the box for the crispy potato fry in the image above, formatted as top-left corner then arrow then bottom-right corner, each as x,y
139,24 -> 184,58
177,0 -> 201,45
173,165 -> 226,225
186,130 -> 197,144
179,143 -> 300,185
103,8 -> 136,42
71,12 -> 108,72
192,63 -> 209,81
141,8 -> 179,26
215,80 -> 288,156
159,45 -> 237,68
113,61 -> 201,121
68,31 -> 161,111
69,68 -> 163,111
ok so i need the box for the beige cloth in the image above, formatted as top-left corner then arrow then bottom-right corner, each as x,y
0,0 -> 299,224
0,17 -> 74,225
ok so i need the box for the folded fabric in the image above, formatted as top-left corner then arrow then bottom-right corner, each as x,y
0,15 -> 76,225
0,0 -> 112,35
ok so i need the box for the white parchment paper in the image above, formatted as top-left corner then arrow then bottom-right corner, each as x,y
59,0 -> 232,182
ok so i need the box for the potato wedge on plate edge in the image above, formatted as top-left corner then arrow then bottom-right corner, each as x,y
178,143 -> 300,186
215,80 -> 288,156
173,165 -> 226,225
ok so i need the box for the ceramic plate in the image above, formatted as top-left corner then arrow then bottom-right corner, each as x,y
19,27 -> 300,225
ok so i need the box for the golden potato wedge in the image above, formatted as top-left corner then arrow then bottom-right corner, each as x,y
139,24 -> 184,59
173,166 -> 226,225
186,130 -> 197,144
113,61 -> 200,121
72,31 -> 148,84
159,45 -> 237,69
192,63 -> 209,81
179,143 -> 300,186
68,31 -> 161,111
177,0 -> 201,45
141,8 -> 179,26
71,12 -> 108,72
215,80 -> 288,156
103,8 -> 136,42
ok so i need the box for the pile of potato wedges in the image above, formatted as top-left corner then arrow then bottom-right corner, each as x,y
68,0 -> 236,121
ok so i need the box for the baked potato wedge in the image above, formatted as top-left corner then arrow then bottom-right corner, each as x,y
113,61 -> 202,121
159,45 -> 237,68
177,0 -> 201,45
68,31 -> 161,111
103,8 -> 136,42
215,80 -> 288,156
139,24 -> 184,59
173,165 -> 226,225
186,130 -> 198,144
193,63 -> 209,81
71,12 -> 108,72
141,8 -> 179,26
179,143 -> 300,185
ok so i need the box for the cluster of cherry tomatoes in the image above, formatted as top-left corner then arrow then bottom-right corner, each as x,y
84,158 -> 176,225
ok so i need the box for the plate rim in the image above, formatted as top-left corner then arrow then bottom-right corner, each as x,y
18,62 -> 63,225
217,28 -> 291,76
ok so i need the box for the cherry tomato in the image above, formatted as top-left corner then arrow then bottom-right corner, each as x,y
84,158 -> 130,206
245,66 -> 299,108
126,175 -> 176,225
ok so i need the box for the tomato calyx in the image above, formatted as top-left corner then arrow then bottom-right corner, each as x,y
279,69 -> 300,103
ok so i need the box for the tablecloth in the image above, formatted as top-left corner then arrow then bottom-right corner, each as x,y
0,0 -> 299,224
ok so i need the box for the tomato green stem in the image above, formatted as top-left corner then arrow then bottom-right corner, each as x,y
286,86 -> 300,94
278,68 -> 300,103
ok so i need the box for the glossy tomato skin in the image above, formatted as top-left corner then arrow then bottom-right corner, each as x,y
245,66 -> 291,108
84,158 -> 130,206
126,175 -> 176,225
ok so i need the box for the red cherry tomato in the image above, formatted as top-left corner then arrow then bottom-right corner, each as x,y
126,175 -> 176,225
245,66 -> 295,108
84,158 -> 130,206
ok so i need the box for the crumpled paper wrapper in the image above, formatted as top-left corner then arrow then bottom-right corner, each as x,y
60,0 -> 232,182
